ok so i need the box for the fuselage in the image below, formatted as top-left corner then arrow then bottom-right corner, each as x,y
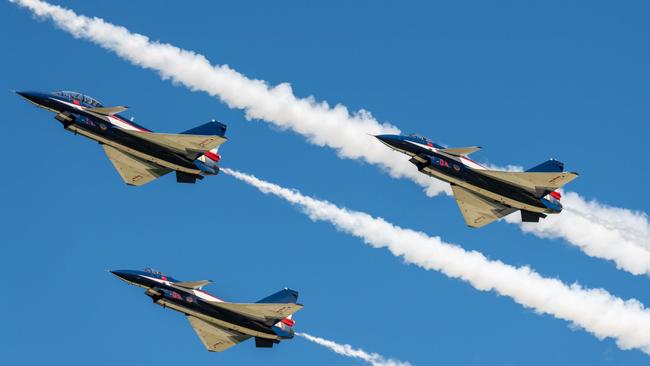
375,134 -> 562,215
16,90 -> 218,176
111,269 -> 292,341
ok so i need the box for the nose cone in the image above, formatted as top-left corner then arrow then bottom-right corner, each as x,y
375,134 -> 403,149
110,269 -> 141,284
16,90 -> 47,105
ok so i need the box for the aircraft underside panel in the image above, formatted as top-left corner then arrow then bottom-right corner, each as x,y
186,316 -> 251,352
450,184 -> 518,228
102,145 -> 171,186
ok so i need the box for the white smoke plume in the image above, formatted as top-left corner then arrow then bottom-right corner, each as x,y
12,0 -> 650,275
297,333 -> 411,366
474,164 -> 650,274
506,192 -> 650,276
9,0 -> 447,197
221,168 -> 650,355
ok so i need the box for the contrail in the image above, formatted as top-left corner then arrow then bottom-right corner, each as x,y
221,168 -> 650,356
12,0 -> 650,275
297,333 -> 411,366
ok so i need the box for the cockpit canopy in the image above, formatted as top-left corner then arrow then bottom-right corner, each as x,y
143,267 -> 176,282
408,133 -> 444,149
52,91 -> 104,107
144,267 -> 164,275
408,133 -> 429,141
409,133 -> 437,145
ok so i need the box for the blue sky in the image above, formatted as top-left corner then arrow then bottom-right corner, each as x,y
1,1 -> 649,365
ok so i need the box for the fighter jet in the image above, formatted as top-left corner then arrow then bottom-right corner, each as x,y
375,134 -> 579,228
16,90 -> 227,186
111,268 -> 303,351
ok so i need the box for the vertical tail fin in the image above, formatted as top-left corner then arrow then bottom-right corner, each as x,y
182,121 -> 227,175
525,159 -> 568,203
526,159 -> 564,173
181,121 -> 227,137
256,288 -> 299,304
257,288 -> 300,336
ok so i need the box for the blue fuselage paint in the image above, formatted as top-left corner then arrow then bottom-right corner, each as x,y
16,91 -> 218,175
111,269 -> 293,341
376,134 -> 562,214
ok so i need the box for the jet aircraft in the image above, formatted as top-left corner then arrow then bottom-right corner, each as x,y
111,268 -> 303,351
16,90 -> 227,186
376,134 -> 579,228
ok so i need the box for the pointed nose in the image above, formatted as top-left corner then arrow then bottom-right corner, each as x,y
110,269 -> 127,279
110,269 -> 139,283
374,134 -> 402,149
16,90 -> 31,99
16,90 -> 46,105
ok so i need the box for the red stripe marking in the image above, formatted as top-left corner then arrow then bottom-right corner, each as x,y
550,191 -> 561,200
281,318 -> 295,327
204,151 -> 221,162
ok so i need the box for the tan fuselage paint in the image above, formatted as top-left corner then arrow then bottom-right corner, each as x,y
66,125 -> 202,175
421,166 -> 548,214
157,299 -> 280,340
386,142 -> 549,214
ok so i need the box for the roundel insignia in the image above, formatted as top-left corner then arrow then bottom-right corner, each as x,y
453,164 -> 460,171
99,123 -> 108,131
187,296 -> 194,303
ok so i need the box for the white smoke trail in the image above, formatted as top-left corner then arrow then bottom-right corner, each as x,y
297,333 -> 411,366
477,165 -> 650,274
221,168 -> 650,355
9,0 -> 447,198
506,193 -> 650,275
12,0 -> 650,275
